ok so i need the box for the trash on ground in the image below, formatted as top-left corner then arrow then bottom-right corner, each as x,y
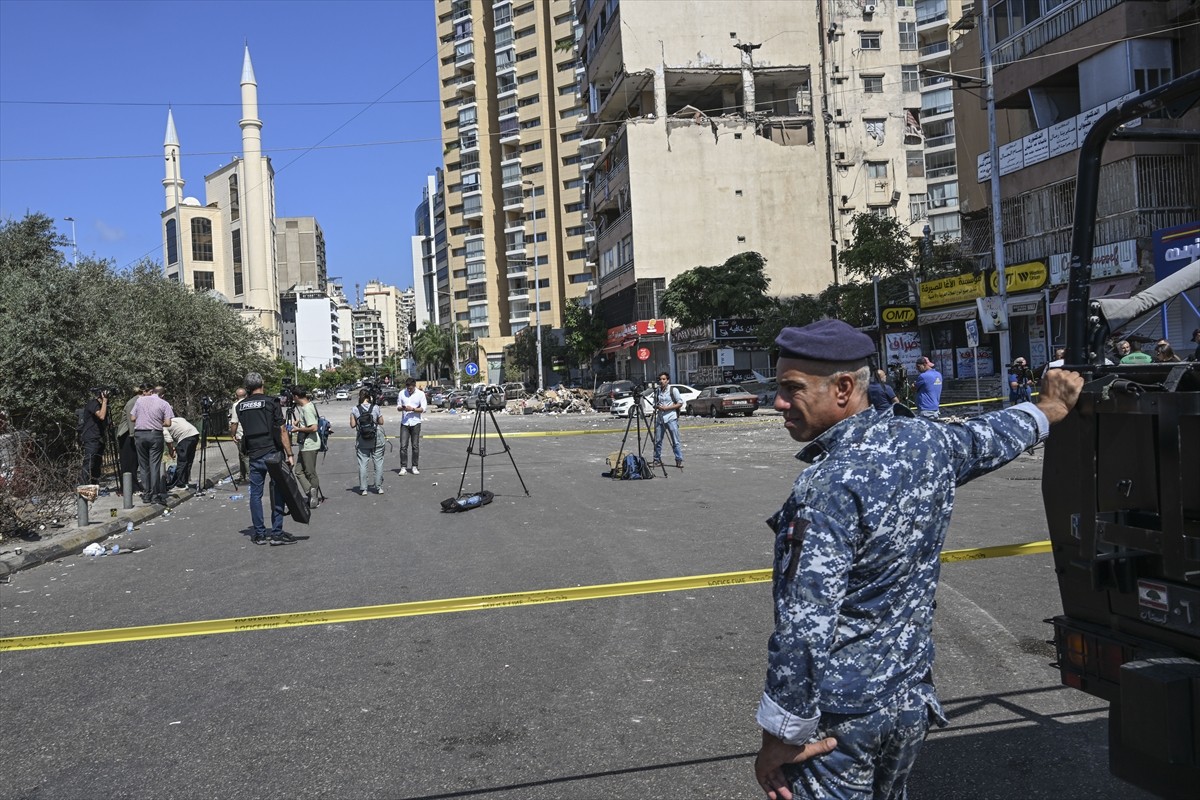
82,543 -> 105,557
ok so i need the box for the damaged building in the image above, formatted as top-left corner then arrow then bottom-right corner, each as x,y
578,0 -> 941,380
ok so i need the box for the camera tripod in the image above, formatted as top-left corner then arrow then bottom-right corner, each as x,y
612,390 -> 668,479
457,403 -> 529,498
197,408 -> 239,492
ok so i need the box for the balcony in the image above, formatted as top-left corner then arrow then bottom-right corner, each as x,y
994,0 -> 1122,69
498,116 -> 520,143
918,41 -> 949,61
459,130 -> 479,152
507,258 -> 528,277
924,132 -> 955,151
463,198 -> 483,220
455,73 -> 476,95
452,0 -> 470,21
502,185 -> 525,211
589,157 -> 628,212
455,41 -> 475,68
493,1 -> 512,28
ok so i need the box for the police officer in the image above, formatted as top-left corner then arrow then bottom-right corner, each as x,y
235,372 -> 297,546
753,319 -> 1083,800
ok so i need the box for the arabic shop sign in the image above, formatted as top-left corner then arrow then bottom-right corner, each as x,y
712,318 -> 761,340
603,322 -> 638,349
636,318 -> 667,337
1153,220 -> 1200,281
881,305 -> 918,326
919,272 -> 985,309
988,261 -> 1048,294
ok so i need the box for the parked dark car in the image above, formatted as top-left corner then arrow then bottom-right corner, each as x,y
590,380 -> 637,411
688,384 -> 759,417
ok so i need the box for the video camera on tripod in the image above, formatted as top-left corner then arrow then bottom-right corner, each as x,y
479,384 -> 507,410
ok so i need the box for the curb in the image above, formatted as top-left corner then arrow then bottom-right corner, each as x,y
0,463 -> 235,579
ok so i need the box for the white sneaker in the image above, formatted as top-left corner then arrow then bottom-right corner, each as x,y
410,467 -> 420,475
398,468 -> 408,476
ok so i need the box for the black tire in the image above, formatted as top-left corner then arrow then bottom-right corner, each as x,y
744,410 -> 754,417
709,405 -> 718,419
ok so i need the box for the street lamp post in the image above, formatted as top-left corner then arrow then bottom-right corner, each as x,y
524,180 -> 544,392
62,217 -> 77,266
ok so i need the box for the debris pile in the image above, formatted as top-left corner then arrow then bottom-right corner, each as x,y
502,388 -> 595,414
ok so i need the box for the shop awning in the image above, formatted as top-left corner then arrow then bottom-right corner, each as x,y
1049,276 -> 1141,315
600,338 -> 637,354
919,305 -> 977,325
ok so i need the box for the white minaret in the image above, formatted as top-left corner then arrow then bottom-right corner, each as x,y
162,108 -> 184,211
239,45 -> 275,330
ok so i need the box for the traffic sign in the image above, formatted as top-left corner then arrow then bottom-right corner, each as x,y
636,347 -> 651,362
965,319 -> 979,349
464,361 -> 479,376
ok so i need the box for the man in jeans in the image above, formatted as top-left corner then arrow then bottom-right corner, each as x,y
396,377 -> 426,476
351,388 -> 386,495
291,385 -> 323,508
234,372 -> 297,545
912,357 -> 943,419
649,372 -> 684,469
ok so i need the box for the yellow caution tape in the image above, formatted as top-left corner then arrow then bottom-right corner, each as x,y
0,540 -> 1052,653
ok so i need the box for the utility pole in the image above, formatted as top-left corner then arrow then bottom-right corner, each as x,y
980,7 -> 1012,374
524,180 -> 544,391
62,217 -> 77,266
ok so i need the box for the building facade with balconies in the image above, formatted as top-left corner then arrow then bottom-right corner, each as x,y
435,0 -> 591,384
952,0 -> 1198,362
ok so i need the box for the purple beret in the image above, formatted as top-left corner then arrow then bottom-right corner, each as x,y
775,319 -> 875,362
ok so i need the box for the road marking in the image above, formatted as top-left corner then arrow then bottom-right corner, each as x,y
0,540 -> 1052,652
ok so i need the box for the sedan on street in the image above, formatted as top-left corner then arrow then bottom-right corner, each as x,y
611,384 -> 700,417
687,384 -> 759,417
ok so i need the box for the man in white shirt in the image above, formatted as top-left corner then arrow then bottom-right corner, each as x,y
162,415 -> 200,490
396,378 -> 427,475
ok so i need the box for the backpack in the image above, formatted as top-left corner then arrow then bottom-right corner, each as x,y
356,403 -> 378,441
317,416 -> 332,452
622,453 -> 652,480
440,490 -> 495,512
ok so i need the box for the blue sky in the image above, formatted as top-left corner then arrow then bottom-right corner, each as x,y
0,0 -> 443,296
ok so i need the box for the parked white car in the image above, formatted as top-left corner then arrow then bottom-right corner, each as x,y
610,384 -> 699,417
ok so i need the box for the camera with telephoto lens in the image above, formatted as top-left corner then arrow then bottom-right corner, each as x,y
90,385 -> 118,397
200,395 -> 214,412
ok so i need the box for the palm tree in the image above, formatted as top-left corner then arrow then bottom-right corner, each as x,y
412,322 -> 453,380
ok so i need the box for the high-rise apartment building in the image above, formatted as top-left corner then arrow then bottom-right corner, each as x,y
952,0 -> 1198,364
281,288 -> 342,372
412,170 -> 449,330
363,280 -> 415,359
436,0 -> 591,383
913,0 -> 965,240
276,217 -> 328,293
351,306 -> 387,366
577,1 -> 941,378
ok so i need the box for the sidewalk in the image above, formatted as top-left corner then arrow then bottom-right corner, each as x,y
0,442 -> 239,579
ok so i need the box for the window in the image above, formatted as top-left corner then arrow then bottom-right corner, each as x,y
862,75 -> 884,93
568,249 -> 586,260
522,141 -> 543,152
516,49 -> 537,62
559,106 -> 583,119
519,117 -> 541,129
497,73 -> 517,94
927,182 -> 958,209
165,219 -> 178,265
494,26 -> 513,50
191,218 -> 213,261
564,178 -> 582,189
559,84 -> 578,95
924,149 -> 957,179
569,273 -> 592,284
898,22 -> 917,50
515,25 -> 536,39
458,106 -> 477,127
232,229 -> 244,295
228,174 -> 240,221
565,201 -> 584,213
193,271 -> 215,292
867,162 -> 888,179
902,65 -> 920,93
518,95 -> 538,107
860,31 -> 881,50
518,71 -> 538,84
561,130 -> 582,141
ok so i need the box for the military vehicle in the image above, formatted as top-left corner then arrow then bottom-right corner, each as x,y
1042,70 -> 1199,799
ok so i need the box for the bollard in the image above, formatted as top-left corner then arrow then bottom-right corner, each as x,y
77,496 -> 90,527
122,472 -> 134,509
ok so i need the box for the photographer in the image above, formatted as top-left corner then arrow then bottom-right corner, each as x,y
236,372 -> 297,545
291,386 -> 323,508
162,414 -> 200,490
77,387 -> 110,485
351,387 -> 386,495
1008,357 -> 1035,406
648,372 -> 684,469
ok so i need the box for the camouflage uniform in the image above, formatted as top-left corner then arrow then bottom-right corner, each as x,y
757,402 -> 1049,799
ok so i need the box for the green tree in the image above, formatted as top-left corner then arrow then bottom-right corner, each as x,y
838,213 -> 968,292
0,213 -> 272,445
755,295 -> 826,350
659,251 -> 772,328
563,298 -> 607,373
412,322 -> 464,381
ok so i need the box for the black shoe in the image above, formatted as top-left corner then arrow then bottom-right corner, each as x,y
648,460 -> 663,467
270,532 -> 298,545
251,534 -> 269,546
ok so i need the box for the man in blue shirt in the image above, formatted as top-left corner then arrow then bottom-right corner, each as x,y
912,356 -> 943,419
753,319 -> 1083,800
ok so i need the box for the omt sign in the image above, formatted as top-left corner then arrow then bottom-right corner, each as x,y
881,306 -> 918,325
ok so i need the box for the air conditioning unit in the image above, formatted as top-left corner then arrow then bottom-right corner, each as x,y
864,4 -> 877,14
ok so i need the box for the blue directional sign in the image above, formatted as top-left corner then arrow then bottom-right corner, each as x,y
464,361 -> 479,377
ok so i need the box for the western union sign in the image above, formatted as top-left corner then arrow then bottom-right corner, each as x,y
919,272 -> 985,309
881,305 -> 918,325
989,261 -> 1048,294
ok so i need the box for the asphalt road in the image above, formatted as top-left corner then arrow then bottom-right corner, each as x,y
0,407 -> 1150,799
